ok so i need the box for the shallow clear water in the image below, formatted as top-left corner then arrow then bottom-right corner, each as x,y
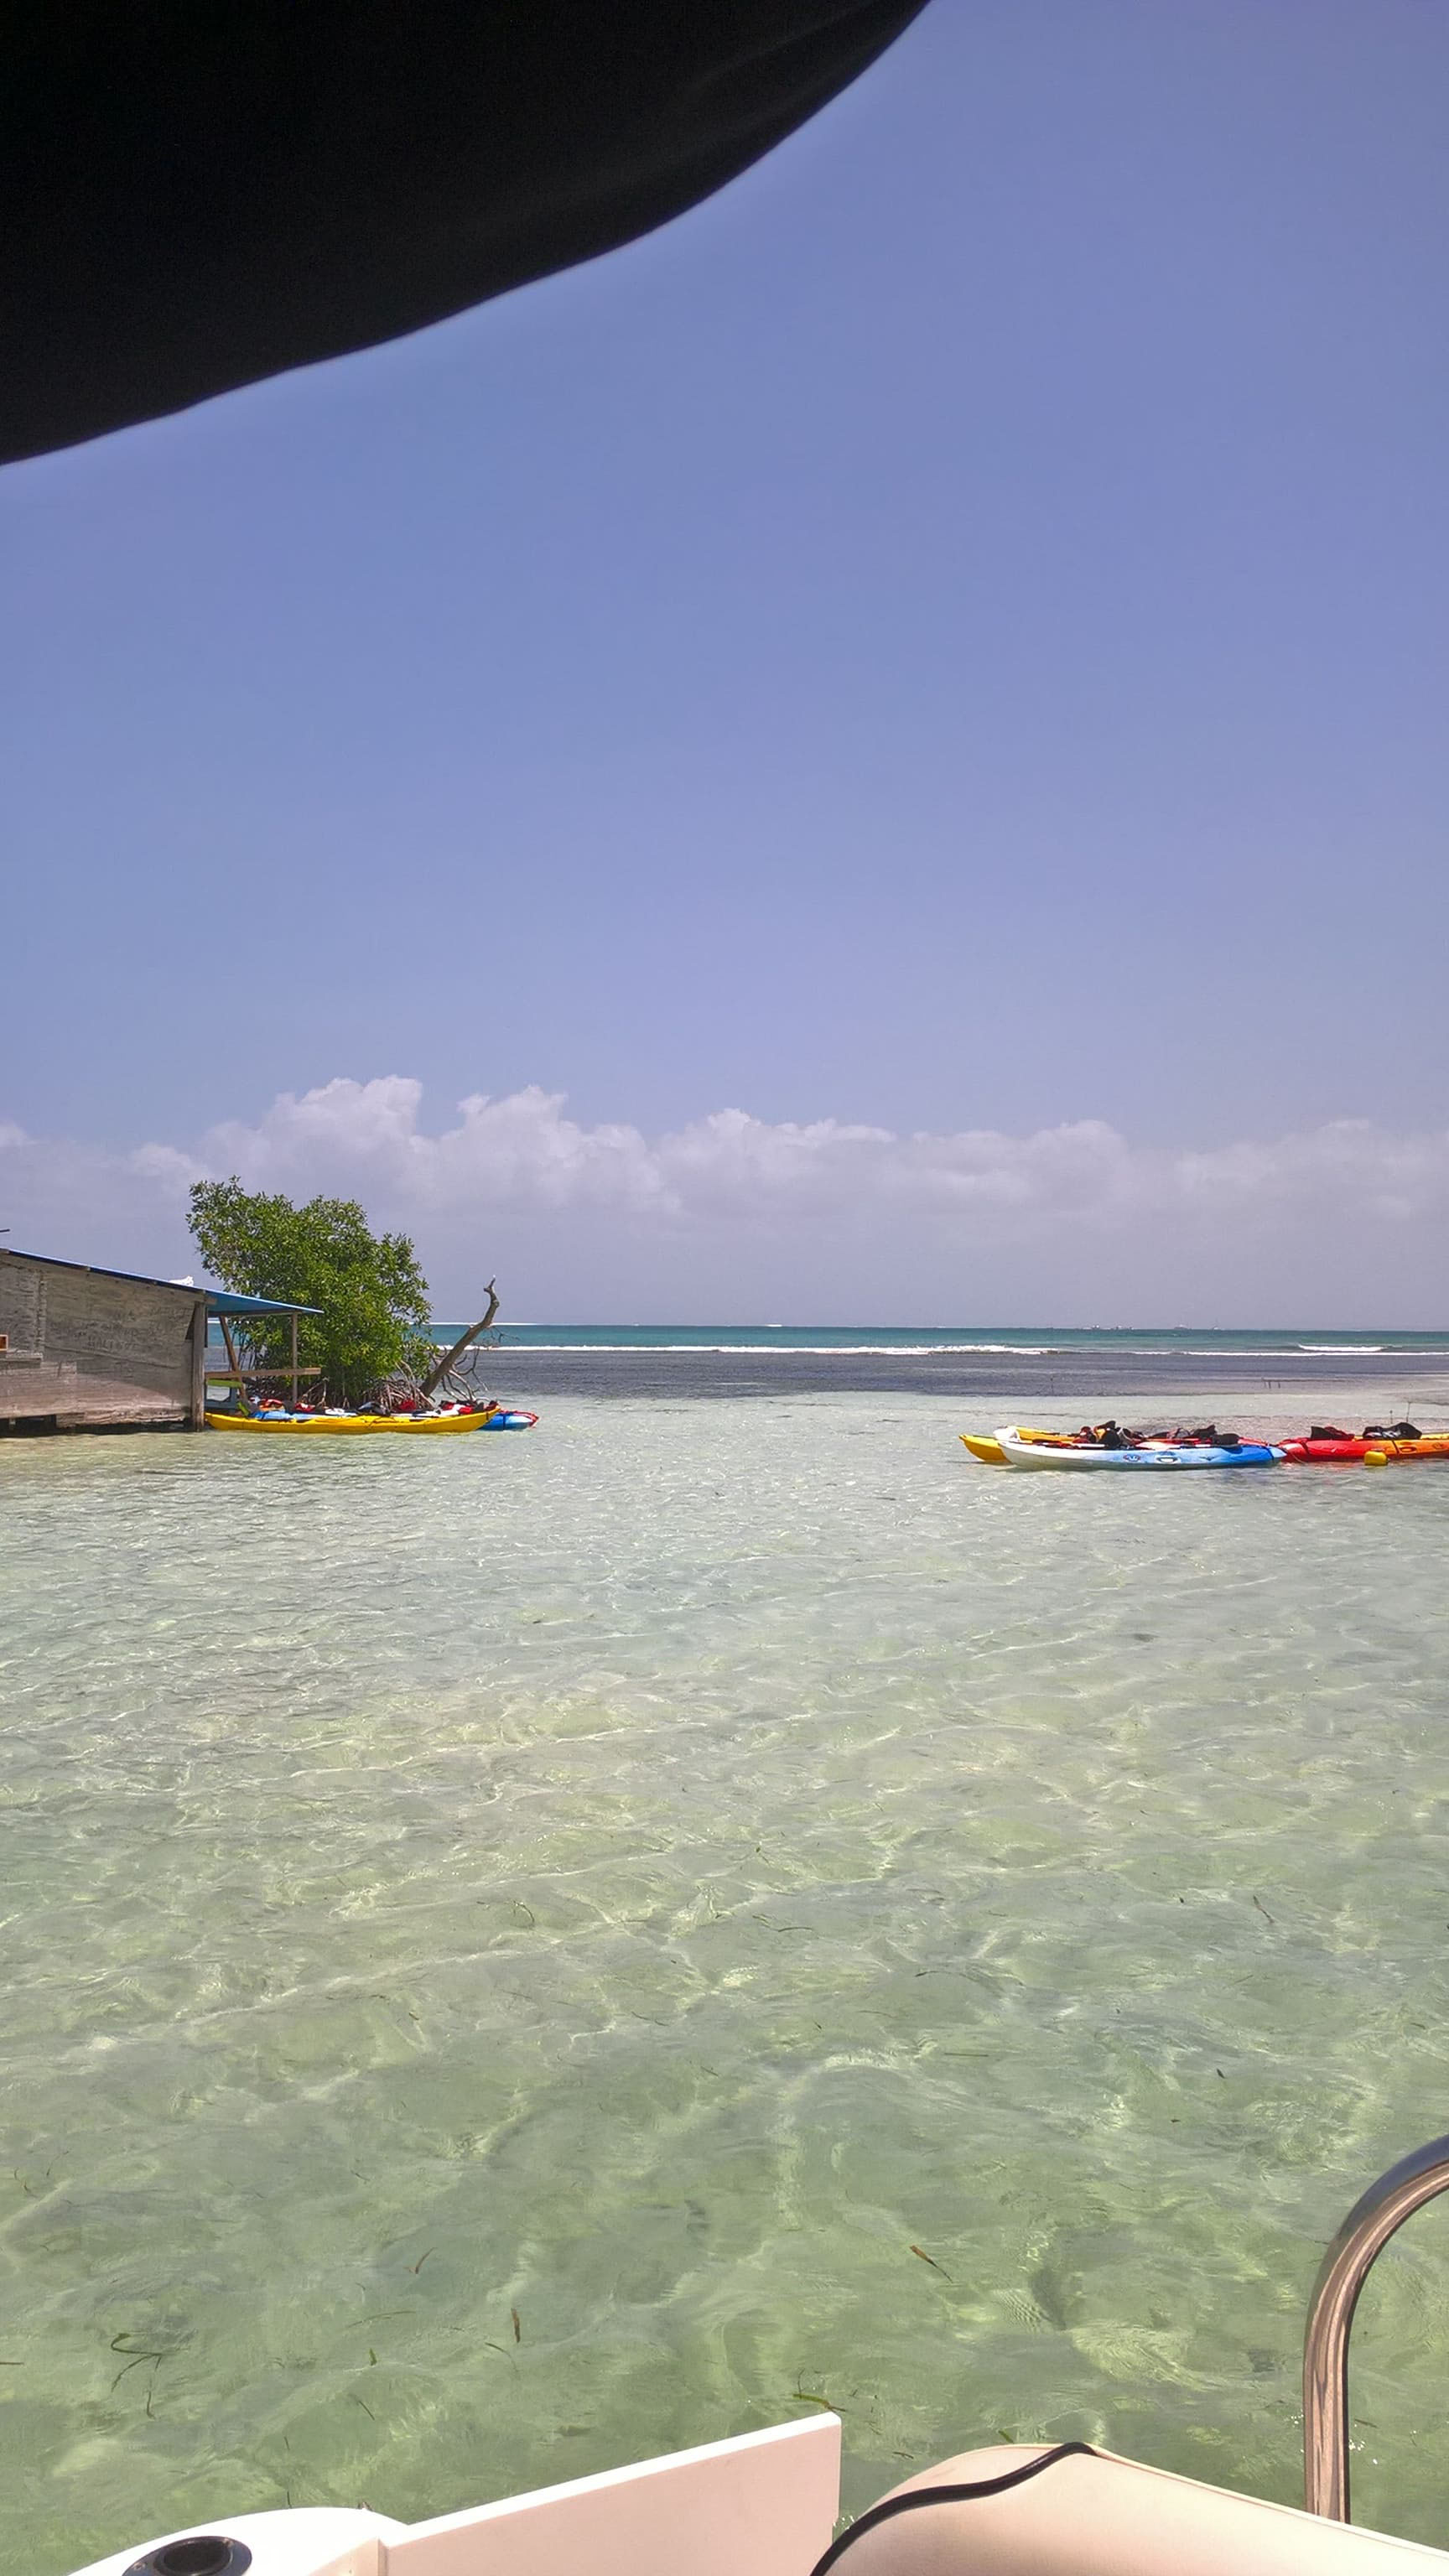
3,1397 -> 1449,2573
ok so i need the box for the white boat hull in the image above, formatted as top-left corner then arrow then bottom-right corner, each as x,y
71,2417 -> 1449,2576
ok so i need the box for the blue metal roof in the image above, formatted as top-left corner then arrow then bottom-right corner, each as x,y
3,1247 -> 208,1297
2,1249 -> 320,1317
207,1290 -> 322,1317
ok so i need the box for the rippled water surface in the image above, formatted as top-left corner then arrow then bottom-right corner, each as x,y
4,1397 -> 1449,2572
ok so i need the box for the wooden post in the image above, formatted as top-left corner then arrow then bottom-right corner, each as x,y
189,1296 -> 208,1429
219,1313 -> 251,1413
290,1307 -> 299,1405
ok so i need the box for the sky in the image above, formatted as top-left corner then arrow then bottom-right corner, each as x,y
3,0 -> 1446,1320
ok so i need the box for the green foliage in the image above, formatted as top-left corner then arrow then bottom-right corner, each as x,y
188,1179 -> 434,1408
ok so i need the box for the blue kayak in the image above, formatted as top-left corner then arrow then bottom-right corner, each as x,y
995,1427 -> 1282,1470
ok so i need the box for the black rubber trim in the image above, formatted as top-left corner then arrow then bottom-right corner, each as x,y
810,2443 -> 1099,2575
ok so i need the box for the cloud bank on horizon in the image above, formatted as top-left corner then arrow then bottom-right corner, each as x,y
3,1078 -> 1447,1322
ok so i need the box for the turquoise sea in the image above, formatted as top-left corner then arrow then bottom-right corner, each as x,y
438,1322 -> 1449,1410
3,1362 -> 1449,2572
439,1323 -> 1449,1356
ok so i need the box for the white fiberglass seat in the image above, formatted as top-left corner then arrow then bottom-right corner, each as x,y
829,2443 -> 1449,2575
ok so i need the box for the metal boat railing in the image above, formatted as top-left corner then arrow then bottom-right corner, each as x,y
1303,2131 -> 1449,2521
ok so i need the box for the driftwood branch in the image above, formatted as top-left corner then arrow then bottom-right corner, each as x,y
421,1280 -> 500,1397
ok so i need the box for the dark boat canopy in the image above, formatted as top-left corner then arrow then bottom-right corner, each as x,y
3,0 -> 928,469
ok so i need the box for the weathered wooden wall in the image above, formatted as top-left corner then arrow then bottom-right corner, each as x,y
0,1252 -> 206,1433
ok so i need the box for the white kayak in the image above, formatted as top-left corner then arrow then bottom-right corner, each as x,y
993,1426 -> 1284,1470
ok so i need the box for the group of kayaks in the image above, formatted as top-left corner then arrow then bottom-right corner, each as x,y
205,1402 -> 538,1436
962,1420 -> 1449,1471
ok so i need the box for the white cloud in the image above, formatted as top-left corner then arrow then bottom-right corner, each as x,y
3,1078 -> 1448,1319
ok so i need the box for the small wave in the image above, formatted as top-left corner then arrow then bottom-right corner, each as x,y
1185,1348 -> 1449,1363
463,1343 -> 1449,1366
482,1339 -> 1063,1356
443,1330 -> 1449,1360
1178,1344 -> 1350,1358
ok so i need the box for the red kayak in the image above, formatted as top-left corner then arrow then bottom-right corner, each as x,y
1281,1437 -> 1387,1462
1280,1436 -> 1449,1462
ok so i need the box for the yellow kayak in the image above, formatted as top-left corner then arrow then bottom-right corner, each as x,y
384,1409 -> 522,1433
960,1433 -> 1007,1464
960,1428 -> 1064,1466
207,1410 -> 387,1435
205,1407 -> 527,1436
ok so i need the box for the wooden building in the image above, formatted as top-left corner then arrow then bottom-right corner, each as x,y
0,1249 -> 209,1434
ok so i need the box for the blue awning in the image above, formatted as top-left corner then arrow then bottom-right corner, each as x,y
207,1290 -> 322,1317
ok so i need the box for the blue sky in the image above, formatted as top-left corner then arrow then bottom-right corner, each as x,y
3,1 -> 1446,1317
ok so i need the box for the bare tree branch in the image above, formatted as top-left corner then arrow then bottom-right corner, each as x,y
421,1280 -> 500,1398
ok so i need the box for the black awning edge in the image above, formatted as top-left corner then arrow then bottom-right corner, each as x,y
2,0 -> 931,467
